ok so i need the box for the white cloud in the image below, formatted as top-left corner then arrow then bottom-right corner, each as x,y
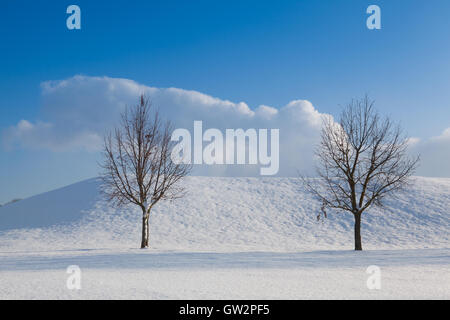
2,75 -> 329,176
2,75 -> 449,177
3,119 -> 102,152
431,127 -> 450,141
408,128 -> 450,177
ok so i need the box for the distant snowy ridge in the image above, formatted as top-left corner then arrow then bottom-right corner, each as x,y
0,176 -> 449,252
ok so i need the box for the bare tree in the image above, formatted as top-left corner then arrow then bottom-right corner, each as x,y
303,96 -> 419,250
100,95 -> 191,248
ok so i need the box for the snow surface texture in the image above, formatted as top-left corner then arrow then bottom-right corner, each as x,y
0,176 -> 449,299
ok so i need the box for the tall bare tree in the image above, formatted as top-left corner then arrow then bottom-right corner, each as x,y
304,96 -> 419,250
100,95 -> 191,248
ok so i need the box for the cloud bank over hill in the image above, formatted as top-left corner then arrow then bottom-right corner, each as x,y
2,75 -> 326,176
2,75 -> 449,176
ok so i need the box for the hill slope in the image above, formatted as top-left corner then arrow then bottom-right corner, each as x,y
0,176 -> 449,252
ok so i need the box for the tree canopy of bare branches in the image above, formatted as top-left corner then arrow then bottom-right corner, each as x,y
100,95 -> 191,248
304,96 -> 419,250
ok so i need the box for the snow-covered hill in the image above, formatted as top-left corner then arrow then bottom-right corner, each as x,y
0,176 -> 449,252
0,176 -> 449,299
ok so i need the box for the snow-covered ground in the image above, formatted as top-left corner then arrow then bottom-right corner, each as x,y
0,176 -> 449,299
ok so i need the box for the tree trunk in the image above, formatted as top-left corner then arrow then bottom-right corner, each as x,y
354,212 -> 362,251
141,209 -> 150,248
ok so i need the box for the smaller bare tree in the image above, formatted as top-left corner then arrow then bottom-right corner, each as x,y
303,96 -> 419,250
101,95 -> 191,248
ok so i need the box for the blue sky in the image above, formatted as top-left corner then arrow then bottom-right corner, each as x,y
1,0 -> 450,203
